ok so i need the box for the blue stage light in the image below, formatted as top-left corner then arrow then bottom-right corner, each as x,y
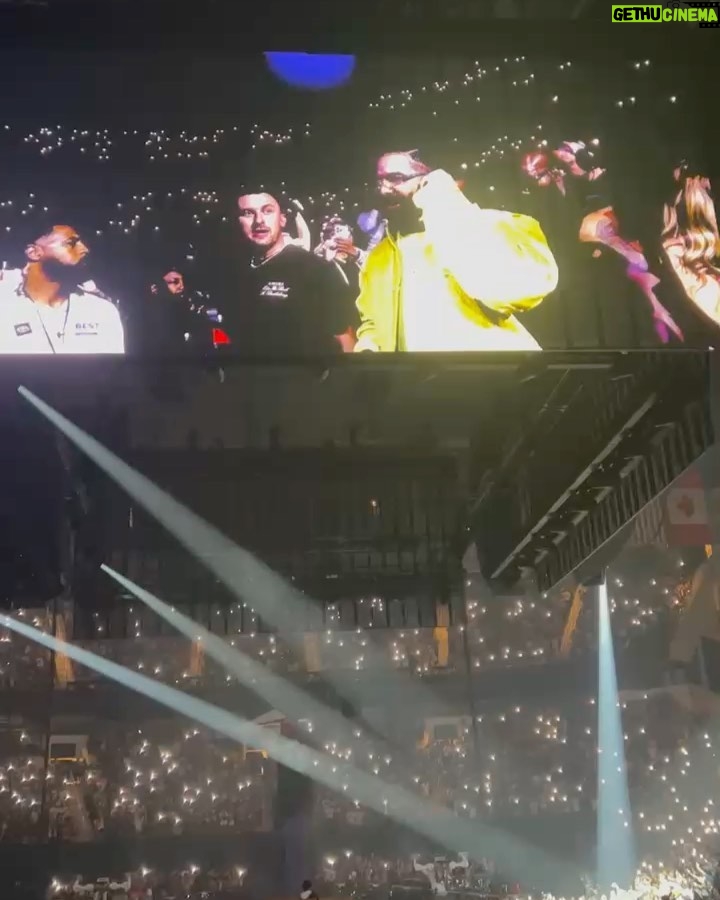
264,52 -> 356,90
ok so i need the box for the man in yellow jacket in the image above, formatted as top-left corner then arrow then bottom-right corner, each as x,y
355,150 -> 559,352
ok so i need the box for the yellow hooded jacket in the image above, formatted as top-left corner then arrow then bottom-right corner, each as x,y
354,174 -> 559,352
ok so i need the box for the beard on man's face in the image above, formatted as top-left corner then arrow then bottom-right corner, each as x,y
42,258 -> 89,290
381,194 -> 423,235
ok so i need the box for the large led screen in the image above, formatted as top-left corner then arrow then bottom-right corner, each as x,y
0,51 -> 716,356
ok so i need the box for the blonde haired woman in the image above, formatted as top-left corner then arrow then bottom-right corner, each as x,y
662,163 -> 720,329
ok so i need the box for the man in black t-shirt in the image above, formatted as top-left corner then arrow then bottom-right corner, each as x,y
226,191 -> 357,356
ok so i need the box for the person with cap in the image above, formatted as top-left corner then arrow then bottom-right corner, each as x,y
355,149 -> 559,353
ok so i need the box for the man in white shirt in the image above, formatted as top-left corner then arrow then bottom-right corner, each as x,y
0,224 -> 125,354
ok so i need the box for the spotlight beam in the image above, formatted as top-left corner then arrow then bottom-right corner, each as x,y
19,386 -> 310,632
596,578 -> 635,888
104,567 -> 583,888
104,563 -> 454,816
20,388 -> 582,887
102,563 -> 381,755
18,387 -> 469,743
0,612 -> 576,886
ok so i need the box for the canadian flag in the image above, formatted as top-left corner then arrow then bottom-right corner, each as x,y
665,468 -> 710,546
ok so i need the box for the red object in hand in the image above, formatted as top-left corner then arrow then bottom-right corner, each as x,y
212,328 -> 231,346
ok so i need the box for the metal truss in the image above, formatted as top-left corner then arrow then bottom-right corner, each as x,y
535,380 -> 713,590
470,352 -> 714,592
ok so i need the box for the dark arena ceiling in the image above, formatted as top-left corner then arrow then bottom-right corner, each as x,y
0,0 -> 597,10
0,0 -> 709,68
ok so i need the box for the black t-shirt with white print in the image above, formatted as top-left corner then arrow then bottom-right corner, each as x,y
226,245 -> 358,357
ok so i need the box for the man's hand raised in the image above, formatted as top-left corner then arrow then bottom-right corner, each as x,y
413,169 -> 463,212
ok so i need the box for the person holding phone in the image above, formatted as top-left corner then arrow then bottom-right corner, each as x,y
315,216 -> 366,279
354,150 -> 559,352
314,216 -> 363,350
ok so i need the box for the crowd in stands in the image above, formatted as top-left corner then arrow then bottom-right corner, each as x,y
316,851 -> 499,894
34,852 -> 720,900
0,544 -> 695,692
312,690 -> 708,830
0,513 -> 709,896
0,686 -> 708,866
0,725 -> 270,843
47,864 -> 248,900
